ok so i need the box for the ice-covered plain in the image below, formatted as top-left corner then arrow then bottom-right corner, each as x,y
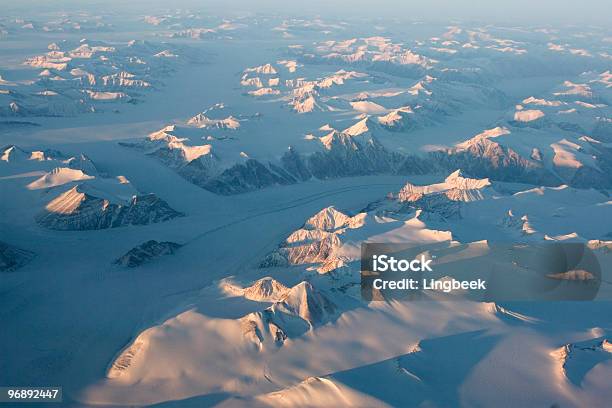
1,1 -> 611,407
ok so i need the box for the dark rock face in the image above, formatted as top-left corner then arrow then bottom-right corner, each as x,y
200,136 -> 436,195
432,138 -> 562,187
0,241 -> 35,272
568,164 -> 612,190
203,159 -> 297,195
114,240 -> 182,267
36,187 -> 184,231
66,153 -> 99,175
281,147 -> 312,181
308,134 -> 396,179
200,131 -> 612,193
118,194 -> 184,226
592,119 -> 612,143
177,154 -> 219,186
584,143 -> 612,189
125,116 -> 611,196
396,154 -> 437,175
413,193 -> 462,220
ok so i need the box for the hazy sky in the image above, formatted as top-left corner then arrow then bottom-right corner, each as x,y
5,0 -> 612,26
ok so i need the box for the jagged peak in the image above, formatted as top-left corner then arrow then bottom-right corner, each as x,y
380,105 -> 413,119
342,116 -> 374,136
397,171 -> 490,203
444,169 -> 491,190
169,143 -> 213,163
65,153 -> 98,174
147,125 -> 182,142
38,181 -> 182,231
273,281 -> 335,324
291,95 -> 323,113
456,126 -> 510,149
397,182 -> 427,202
186,113 -> 240,129
240,281 -> 335,348
1,145 -> 58,162
243,277 -> 290,302
244,63 -> 278,75
408,80 -> 433,96
1,145 -> 29,162
305,206 -> 352,231
143,128 -> 215,163
319,130 -> 356,150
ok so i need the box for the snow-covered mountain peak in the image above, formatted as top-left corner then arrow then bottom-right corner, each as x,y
1,145 -> 60,162
397,170 -> 491,204
291,95 -> 323,113
147,125 -> 182,143
408,80 -> 433,96
27,167 -> 94,190
456,126 -> 511,149
514,109 -> 545,122
305,206 -> 357,231
36,175 -> 182,230
342,116 -> 373,136
186,113 -> 240,130
244,63 -> 278,75
243,277 -> 290,302
239,281 -> 335,348
272,281 -> 336,325
444,169 -> 491,190
318,129 -> 356,150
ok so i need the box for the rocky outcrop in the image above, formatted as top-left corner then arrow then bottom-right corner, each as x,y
36,186 -> 183,230
114,240 -> 182,267
0,241 -> 35,272
281,147 -> 312,182
415,194 -> 462,220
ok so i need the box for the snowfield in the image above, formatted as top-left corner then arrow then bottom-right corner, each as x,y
1,3 -> 611,407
